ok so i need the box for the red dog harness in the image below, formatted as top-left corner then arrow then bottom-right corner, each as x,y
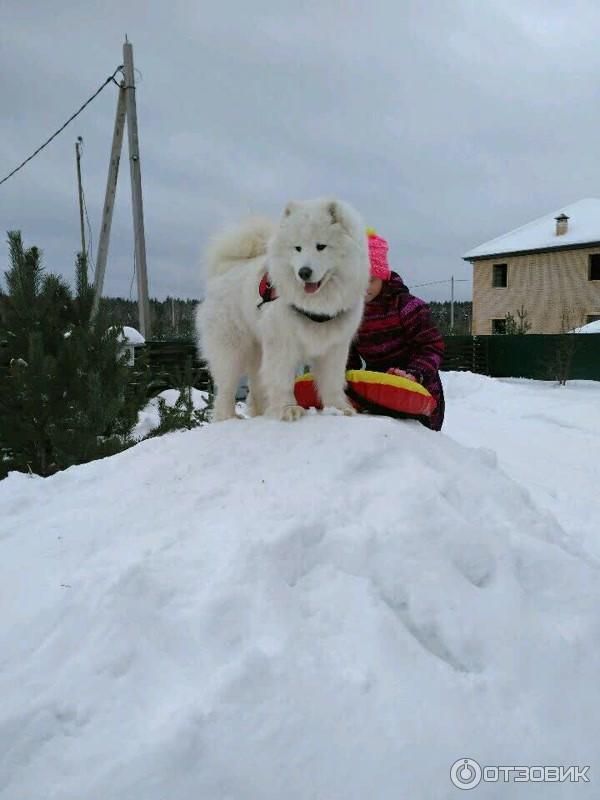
257,273 -> 278,307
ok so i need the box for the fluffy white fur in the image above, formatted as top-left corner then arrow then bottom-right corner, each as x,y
196,198 -> 370,422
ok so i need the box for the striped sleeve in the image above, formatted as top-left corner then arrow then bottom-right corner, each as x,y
397,297 -> 445,382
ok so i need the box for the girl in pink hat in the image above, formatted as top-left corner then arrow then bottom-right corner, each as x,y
348,229 -> 445,430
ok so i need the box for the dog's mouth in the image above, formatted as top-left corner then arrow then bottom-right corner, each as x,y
303,280 -> 322,295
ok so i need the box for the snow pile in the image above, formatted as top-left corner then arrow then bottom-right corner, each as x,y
1,401 -> 600,799
443,371 -> 600,560
121,326 -> 145,346
133,388 -> 210,439
570,319 -> 600,334
107,326 -> 145,366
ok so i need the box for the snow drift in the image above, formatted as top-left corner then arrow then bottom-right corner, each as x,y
571,319 -> 600,334
1,408 -> 599,799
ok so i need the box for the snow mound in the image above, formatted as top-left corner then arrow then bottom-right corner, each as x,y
133,388 -> 210,439
442,371 -> 600,562
1,415 -> 600,799
121,325 -> 145,346
570,319 -> 600,334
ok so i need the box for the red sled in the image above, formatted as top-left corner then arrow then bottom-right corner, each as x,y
294,369 -> 437,421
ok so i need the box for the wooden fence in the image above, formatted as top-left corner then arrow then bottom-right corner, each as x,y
136,333 -> 600,390
139,338 -> 212,392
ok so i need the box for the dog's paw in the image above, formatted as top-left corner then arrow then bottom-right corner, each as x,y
332,402 -> 356,416
322,397 -> 356,416
276,404 -> 307,422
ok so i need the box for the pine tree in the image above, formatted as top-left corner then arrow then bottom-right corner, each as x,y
504,305 -> 532,335
515,304 -> 532,335
0,233 -> 144,479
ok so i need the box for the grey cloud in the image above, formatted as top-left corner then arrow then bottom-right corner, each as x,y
2,0 -> 600,306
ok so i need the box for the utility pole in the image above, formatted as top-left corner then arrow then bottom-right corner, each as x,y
450,275 -> 455,332
122,37 -> 151,337
75,137 -> 86,265
92,86 -> 127,319
92,38 -> 151,337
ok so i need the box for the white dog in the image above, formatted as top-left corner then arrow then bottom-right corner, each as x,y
196,198 -> 370,422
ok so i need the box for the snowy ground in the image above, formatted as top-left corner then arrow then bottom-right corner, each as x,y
1,372 -> 599,799
443,372 -> 600,561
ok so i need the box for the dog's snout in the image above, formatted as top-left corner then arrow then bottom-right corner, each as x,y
298,266 -> 313,281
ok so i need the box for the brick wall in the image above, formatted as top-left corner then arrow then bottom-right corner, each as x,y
470,246 -> 600,334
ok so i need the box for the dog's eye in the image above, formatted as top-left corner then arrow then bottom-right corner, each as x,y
295,246 -> 302,252
316,243 -> 327,251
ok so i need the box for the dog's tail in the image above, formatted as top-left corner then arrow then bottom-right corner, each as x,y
205,216 -> 274,279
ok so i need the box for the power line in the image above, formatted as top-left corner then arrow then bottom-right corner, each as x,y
82,186 -> 95,278
0,65 -> 123,187
409,278 -> 470,289
129,247 -> 137,300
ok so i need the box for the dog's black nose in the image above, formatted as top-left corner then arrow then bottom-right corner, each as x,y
299,266 -> 313,281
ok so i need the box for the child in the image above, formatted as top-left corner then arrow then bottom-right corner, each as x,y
347,229 -> 445,431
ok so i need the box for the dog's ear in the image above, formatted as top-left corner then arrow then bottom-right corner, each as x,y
327,200 -> 353,232
283,201 -> 298,218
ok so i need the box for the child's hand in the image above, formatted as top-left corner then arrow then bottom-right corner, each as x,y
387,367 -> 418,382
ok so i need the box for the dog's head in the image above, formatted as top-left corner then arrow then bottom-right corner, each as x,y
267,198 -> 370,312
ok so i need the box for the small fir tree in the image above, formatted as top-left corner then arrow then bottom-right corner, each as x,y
515,304 -> 532,335
145,357 -> 213,438
0,232 -> 143,478
504,305 -> 532,335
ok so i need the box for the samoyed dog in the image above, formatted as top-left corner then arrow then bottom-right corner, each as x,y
196,198 -> 370,422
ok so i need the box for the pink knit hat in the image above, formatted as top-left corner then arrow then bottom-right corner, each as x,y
367,228 -> 391,280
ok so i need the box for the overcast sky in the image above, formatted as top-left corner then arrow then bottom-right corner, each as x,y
2,0 -> 600,306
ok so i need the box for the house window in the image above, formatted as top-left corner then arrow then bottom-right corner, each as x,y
589,255 -> 600,280
491,318 -> 507,335
492,263 -> 508,287
586,314 -> 600,323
